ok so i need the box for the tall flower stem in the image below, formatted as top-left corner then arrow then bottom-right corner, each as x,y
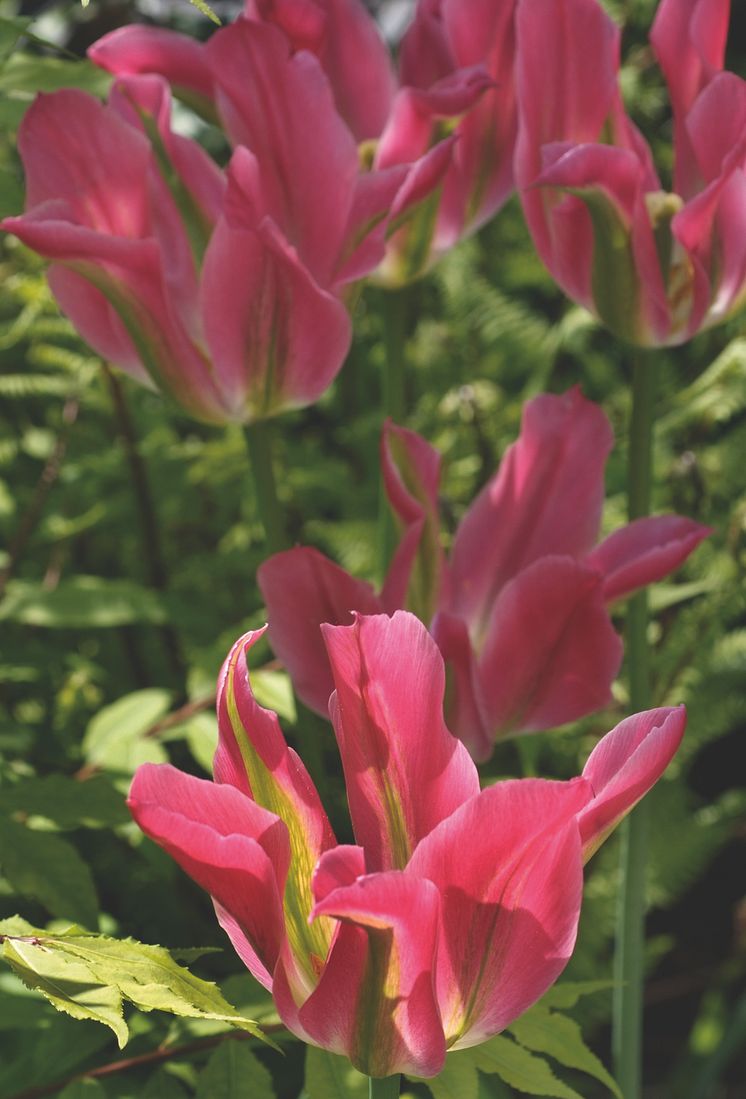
377,288 -> 410,580
613,354 -> 657,1099
243,420 -> 289,555
369,1075 -> 401,1099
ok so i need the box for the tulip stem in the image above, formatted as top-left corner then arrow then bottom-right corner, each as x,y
377,288 -> 410,580
613,354 -> 657,1099
368,1075 -> 401,1099
244,421 -> 289,554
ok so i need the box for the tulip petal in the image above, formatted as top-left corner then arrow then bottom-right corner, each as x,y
88,25 -> 215,116
257,546 -> 383,716
586,515 -> 711,603
380,420 -> 445,623
216,629 -> 336,982
430,611 -> 492,762
515,0 -> 623,263
650,0 -> 729,194
322,612 -> 479,871
578,706 -> 687,859
128,763 -> 289,988
448,389 -> 613,635
205,17 -> 358,286
477,557 -> 623,738
200,205 -> 352,421
406,778 -> 589,1047
300,869 -> 445,1077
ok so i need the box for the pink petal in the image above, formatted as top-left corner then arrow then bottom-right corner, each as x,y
430,611 -> 492,762
88,25 -> 215,111
578,706 -> 687,859
684,72 -> 746,185
205,17 -> 359,286
257,546 -> 383,716
406,777 -> 590,1047
380,420 -> 445,622
216,629 -> 336,979
128,763 -> 289,988
476,557 -> 623,739
515,0 -> 623,264
447,388 -> 613,634
301,869 -> 445,1077
322,611 -> 479,871
200,205 -> 352,421
650,0 -> 730,195
247,0 -> 396,141
16,89 -> 151,234
585,515 -> 711,603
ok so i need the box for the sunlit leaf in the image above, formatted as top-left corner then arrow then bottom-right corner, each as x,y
509,1007 -> 622,1098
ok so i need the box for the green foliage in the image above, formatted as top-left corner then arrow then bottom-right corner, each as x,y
0,917 -> 272,1050
304,1048 -> 368,1099
195,1042 -> 276,1099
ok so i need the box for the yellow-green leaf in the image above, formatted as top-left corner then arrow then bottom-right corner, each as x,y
468,1034 -> 584,1098
509,1008 -> 622,1098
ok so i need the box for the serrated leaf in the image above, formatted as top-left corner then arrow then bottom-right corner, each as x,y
509,1008 -> 622,1098
83,689 -> 170,772
416,1053 -> 479,1099
305,1047 -> 368,1099
468,1035 -> 583,1098
0,577 -> 168,628
537,980 -> 615,1010
0,816 -> 99,926
0,774 -> 130,830
195,1040 -> 276,1099
2,937 -> 128,1048
0,921 -> 271,1049
58,1079 -> 108,1099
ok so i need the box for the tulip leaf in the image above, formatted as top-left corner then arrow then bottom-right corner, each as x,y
0,917 -> 273,1049
0,577 -> 168,628
304,1047 -> 368,1099
467,1034 -> 584,1098
0,774 -> 130,830
0,817 -> 99,926
195,1041 -> 276,1099
83,688 -> 171,773
509,1007 -> 622,1098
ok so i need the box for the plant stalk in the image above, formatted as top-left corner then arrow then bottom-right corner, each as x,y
612,355 -> 657,1099
243,420 -> 289,555
369,1074 -> 401,1099
377,288 -> 409,581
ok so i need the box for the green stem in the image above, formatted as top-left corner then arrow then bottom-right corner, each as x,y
243,420 -> 289,555
612,355 -> 657,1099
377,288 -> 409,581
368,1075 -> 401,1099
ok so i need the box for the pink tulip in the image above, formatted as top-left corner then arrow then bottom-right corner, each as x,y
89,1 -> 516,284
258,389 -> 709,757
128,612 -> 686,1076
515,0 -> 745,345
1,77 -> 357,423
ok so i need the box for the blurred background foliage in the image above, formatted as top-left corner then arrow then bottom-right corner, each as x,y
0,1 -> 744,1096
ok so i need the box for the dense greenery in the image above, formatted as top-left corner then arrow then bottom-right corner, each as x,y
0,1 -> 744,1096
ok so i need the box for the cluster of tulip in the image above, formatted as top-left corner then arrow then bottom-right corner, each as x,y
3,0 -> 740,1088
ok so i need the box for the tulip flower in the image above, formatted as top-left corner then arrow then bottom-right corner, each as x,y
515,0 -> 746,345
258,389 -> 709,757
128,611 -> 686,1077
89,0 -> 518,284
2,35 -> 453,422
